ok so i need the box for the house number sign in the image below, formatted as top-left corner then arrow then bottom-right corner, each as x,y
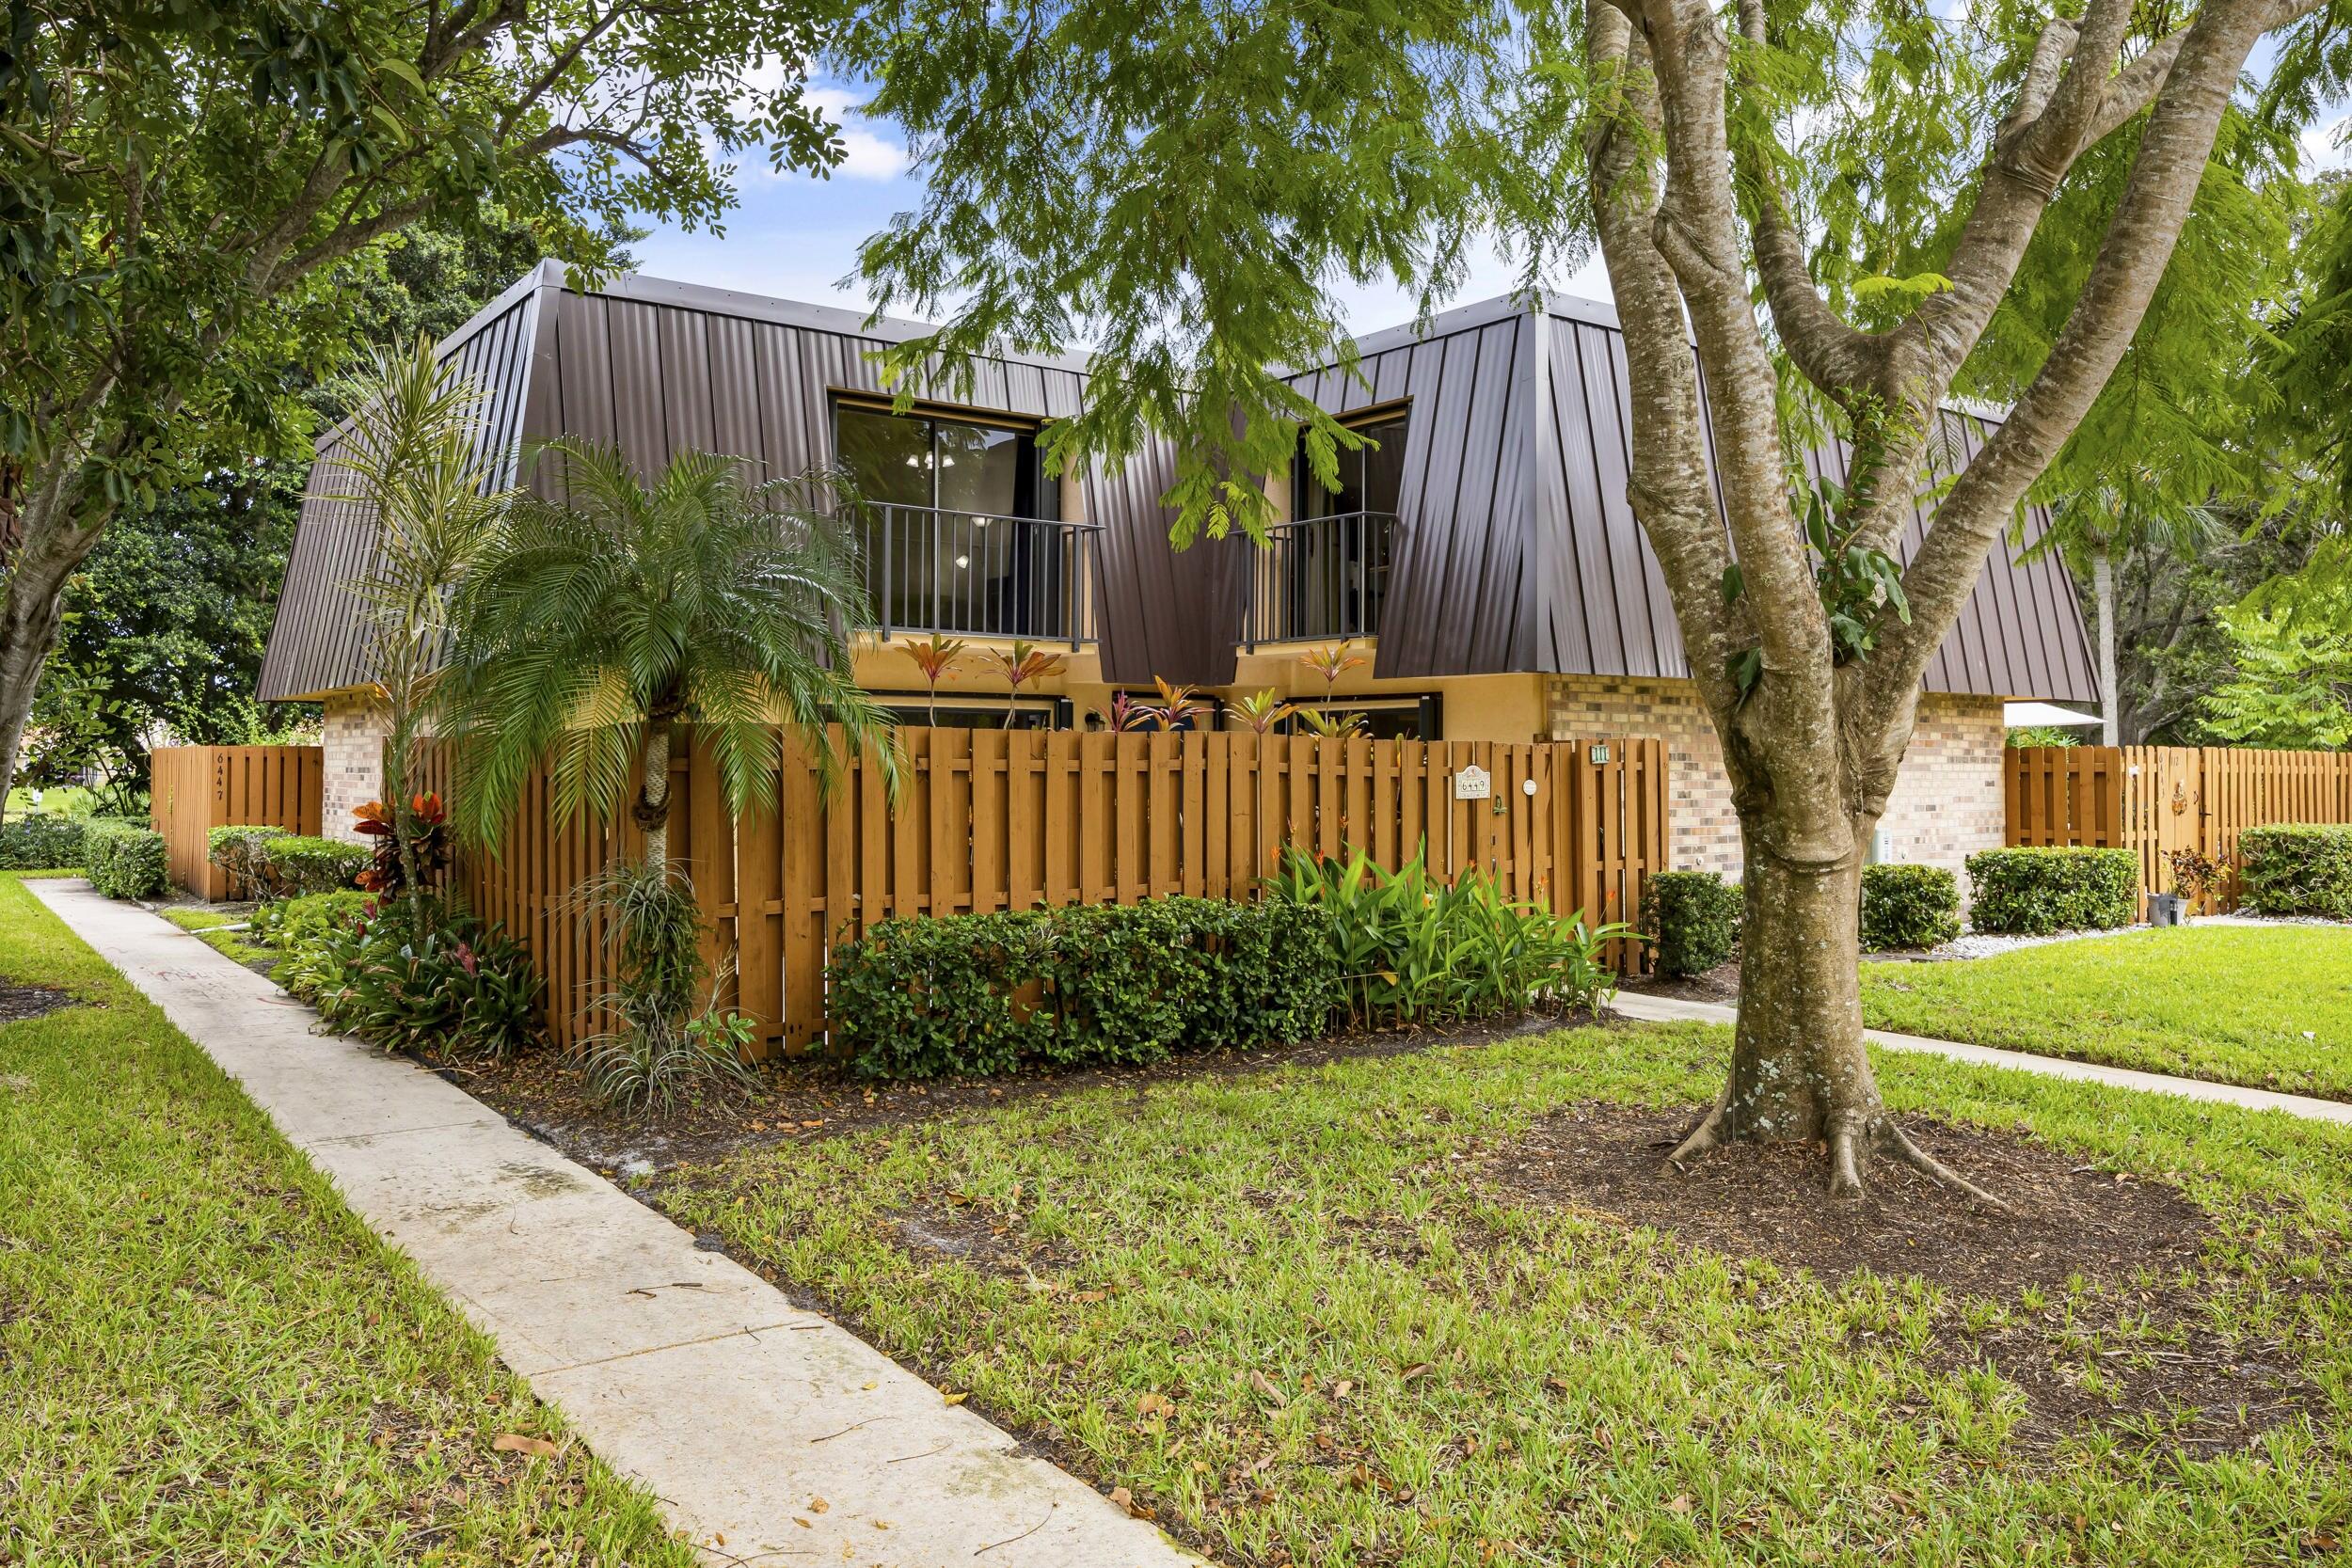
1453,765 -> 1492,800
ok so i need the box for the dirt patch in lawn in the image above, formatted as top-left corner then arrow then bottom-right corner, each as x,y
1617,958 -> 1741,1005
1483,1102 -> 2324,1454
0,983 -> 77,1025
432,1008 -> 1604,1180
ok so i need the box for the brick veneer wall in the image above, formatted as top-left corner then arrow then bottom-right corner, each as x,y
320,692 -> 388,845
1546,674 -> 2007,894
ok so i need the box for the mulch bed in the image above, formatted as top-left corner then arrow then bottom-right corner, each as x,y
0,984 -> 76,1025
1482,1102 -> 2324,1454
1617,958 -> 1742,1005
429,1008 -> 1601,1180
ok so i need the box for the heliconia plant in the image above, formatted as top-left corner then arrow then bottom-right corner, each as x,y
901,633 -> 969,725
981,640 -> 1068,728
1225,688 -> 1295,734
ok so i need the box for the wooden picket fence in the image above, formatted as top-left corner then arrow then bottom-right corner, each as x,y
2007,745 -> 2352,911
150,745 -> 325,898
425,727 -> 1667,1055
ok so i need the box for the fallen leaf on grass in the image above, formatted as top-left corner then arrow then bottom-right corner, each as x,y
492,1433 -> 559,1457
1109,1485 -> 1135,1513
1137,1392 -> 1177,1419
1248,1370 -> 1289,1405
943,1391 -> 969,1406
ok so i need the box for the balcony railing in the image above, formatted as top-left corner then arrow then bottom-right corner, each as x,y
1239,510 -> 1397,648
856,503 -> 1101,647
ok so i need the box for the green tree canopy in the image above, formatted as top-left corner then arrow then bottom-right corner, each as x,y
0,0 -> 846,805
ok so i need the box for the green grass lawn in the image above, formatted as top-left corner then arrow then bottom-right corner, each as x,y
4,783 -> 98,817
0,874 -> 695,1564
664,1022 -> 2352,1568
1862,925 -> 2352,1101
161,902 -> 274,967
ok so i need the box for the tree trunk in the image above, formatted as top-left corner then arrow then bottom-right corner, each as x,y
634,721 -> 674,867
1669,807 -> 2007,1206
0,466 -> 109,817
2092,546 -> 2120,747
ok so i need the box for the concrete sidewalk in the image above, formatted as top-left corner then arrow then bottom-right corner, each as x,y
1611,990 -> 2352,1126
33,879 -> 1200,1568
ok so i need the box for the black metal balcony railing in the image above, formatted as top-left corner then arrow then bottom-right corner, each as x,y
1239,510 -> 1397,648
857,503 -> 1101,647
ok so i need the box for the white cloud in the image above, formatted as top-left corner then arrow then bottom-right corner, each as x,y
801,86 -> 910,181
2301,110 -> 2351,173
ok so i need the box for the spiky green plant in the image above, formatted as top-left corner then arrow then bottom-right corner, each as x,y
570,860 -> 758,1114
336,333 -> 514,931
438,439 -> 897,863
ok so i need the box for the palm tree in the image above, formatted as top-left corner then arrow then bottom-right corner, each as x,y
338,334 -> 514,930
437,440 -> 895,868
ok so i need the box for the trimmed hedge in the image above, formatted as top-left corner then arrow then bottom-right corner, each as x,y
207,824 -> 291,898
0,813 -> 87,870
1860,863 -> 1961,951
84,818 -> 168,900
2237,824 -> 2352,919
827,896 -> 1339,1081
263,834 -> 369,896
1963,846 -> 2138,934
1639,870 -> 1741,977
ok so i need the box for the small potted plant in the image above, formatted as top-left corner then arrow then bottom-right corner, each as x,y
2154,847 -> 2224,927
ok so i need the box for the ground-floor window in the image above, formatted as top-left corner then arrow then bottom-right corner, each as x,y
872,692 -> 1069,730
1277,694 -> 1440,740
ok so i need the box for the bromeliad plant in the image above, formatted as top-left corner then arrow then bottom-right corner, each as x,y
572,860 -> 760,1114
1271,844 -> 1626,1028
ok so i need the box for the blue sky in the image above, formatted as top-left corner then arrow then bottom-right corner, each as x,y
630,75 -> 2348,337
629,82 -> 1615,336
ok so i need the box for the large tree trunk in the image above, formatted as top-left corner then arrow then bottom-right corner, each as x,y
2092,546 -> 2121,746
1671,806 -> 2006,1205
0,463 -> 109,818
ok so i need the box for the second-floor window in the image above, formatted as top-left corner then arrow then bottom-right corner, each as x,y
1247,405 -> 1407,645
835,401 -> 1085,641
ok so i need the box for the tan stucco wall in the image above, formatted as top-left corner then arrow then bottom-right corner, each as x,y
850,635 -> 1550,741
1545,674 -> 2008,890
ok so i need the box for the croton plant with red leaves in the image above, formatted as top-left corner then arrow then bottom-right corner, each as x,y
354,792 -> 451,895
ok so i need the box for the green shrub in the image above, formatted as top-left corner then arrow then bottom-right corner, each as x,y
262,834 -> 369,896
1272,846 -> 1623,1029
1639,870 -> 1741,976
253,889 -> 374,949
2236,825 -> 2352,919
277,895 -> 543,1059
83,818 -> 167,899
207,824 -> 291,898
1963,847 -> 2138,934
828,895 -> 1343,1081
0,814 -> 87,870
1860,863 -> 1961,951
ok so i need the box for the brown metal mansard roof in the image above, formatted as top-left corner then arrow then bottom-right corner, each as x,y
260,263 -> 2096,705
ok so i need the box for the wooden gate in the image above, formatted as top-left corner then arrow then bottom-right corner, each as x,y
434,728 -> 1667,1055
150,746 -> 324,898
2006,744 -> 2352,911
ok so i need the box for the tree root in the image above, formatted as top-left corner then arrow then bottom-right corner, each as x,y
1668,1100 -> 2010,1211
1665,1085 -> 1734,1168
